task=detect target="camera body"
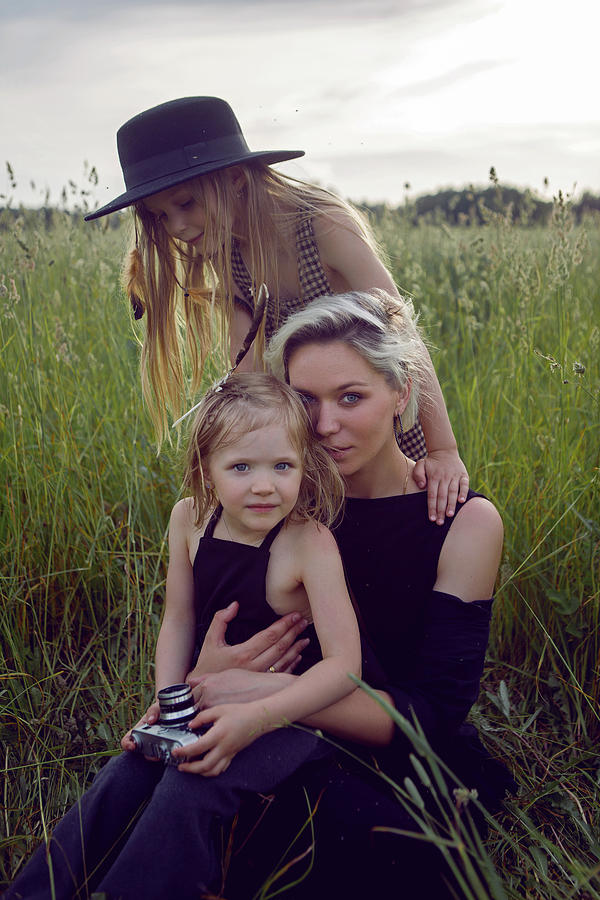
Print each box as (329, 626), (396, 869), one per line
(131, 683), (200, 766)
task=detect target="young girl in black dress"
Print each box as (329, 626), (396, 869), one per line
(85, 95), (467, 524)
(7, 374), (363, 900)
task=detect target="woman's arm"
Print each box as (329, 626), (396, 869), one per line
(314, 210), (469, 524)
(385, 496), (503, 732)
(177, 523), (362, 774)
(434, 496), (503, 600)
(191, 668), (396, 747)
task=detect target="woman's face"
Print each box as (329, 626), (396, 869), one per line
(288, 340), (406, 487)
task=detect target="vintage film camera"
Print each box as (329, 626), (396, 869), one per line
(131, 683), (200, 765)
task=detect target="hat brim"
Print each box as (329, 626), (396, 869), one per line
(84, 149), (305, 221)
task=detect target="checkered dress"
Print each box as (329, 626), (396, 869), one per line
(231, 218), (427, 460)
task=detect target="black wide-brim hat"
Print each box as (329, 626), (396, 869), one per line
(85, 96), (304, 221)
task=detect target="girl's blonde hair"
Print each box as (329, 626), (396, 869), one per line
(123, 163), (384, 444)
(265, 289), (428, 430)
(183, 372), (345, 528)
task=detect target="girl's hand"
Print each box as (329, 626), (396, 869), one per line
(412, 449), (469, 525)
(188, 601), (310, 677)
(120, 700), (161, 756)
(173, 703), (264, 777)
(189, 668), (293, 709)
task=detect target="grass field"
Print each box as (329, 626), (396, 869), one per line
(1, 192), (599, 897)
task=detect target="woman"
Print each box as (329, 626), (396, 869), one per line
(189, 289), (513, 898)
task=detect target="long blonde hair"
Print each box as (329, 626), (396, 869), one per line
(183, 373), (345, 528)
(123, 163), (384, 444)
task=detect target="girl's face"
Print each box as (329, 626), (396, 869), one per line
(143, 180), (218, 250)
(288, 340), (407, 492)
(206, 421), (303, 544)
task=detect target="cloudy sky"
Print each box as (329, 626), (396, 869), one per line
(2, 0), (598, 209)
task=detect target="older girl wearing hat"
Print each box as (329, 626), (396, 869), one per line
(86, 96), (467, 526)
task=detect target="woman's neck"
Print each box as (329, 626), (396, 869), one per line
(344, 450), (420, 500)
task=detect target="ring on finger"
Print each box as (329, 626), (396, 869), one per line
(268, 665), (276, 673)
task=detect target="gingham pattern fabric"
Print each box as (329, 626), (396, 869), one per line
(231, 219), (427, 461)
(296, 218), (332, 305)
(231, 218), (332, 340)
(400, 421), (427, 460)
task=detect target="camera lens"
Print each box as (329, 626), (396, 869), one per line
(157, 683), (197, 726)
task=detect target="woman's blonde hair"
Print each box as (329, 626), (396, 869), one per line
(183, 372), (345, 527)
(265, 289), (427, 430)
(123, 163), (384, 444)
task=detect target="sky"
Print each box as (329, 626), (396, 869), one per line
(1, 0), (599, 210)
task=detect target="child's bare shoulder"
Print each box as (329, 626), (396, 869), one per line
(170, 498), (212, 536)
(281, 517), (339, 555)
(170, 497), (195, 526)
(169, 498), (210, 561)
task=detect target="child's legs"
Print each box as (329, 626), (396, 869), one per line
(5, 752), (163, 900)
(96, 728), (328, 900)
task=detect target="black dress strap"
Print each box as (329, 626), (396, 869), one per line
(203, 506), (222, 538)
(259, 518), (284, 552)
(204, 504), (284, 549)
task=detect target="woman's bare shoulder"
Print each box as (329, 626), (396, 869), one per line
(435, 497), (503, 602)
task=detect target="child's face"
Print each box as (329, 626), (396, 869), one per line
(143, 180), (218, 250)
(206, 422), (303, 544)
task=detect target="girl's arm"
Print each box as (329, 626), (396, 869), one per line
(314, 210), (469, 524)
(153, 499), (197, 691)
(121, 500), (197, 750)
(175, 523), (362, 776)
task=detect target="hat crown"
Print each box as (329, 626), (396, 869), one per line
(117, 97), (248, 169)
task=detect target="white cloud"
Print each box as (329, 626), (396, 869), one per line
(1, 0), (598, 208)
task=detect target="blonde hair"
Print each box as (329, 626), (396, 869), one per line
(123, 163), (384, 444)
(183, 372), (345, 527)
(265, 289), (427, 430)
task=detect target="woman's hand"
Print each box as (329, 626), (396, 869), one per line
(173, 703), (264, 777)
(120, 700), (161, 757)
(186, 601), (310, 678)
(412, 449), (469, 525)
(189, 668), (293, 709)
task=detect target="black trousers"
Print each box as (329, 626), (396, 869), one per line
(226, 754), (463, 900)
(5, 729), (328, 900)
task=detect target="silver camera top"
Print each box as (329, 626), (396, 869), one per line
(130, 683), (200, 766)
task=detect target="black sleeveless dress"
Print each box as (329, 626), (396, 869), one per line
(333, 489), (515, 800)
(194, 506), (318, 674)
(225, 491), (515, 900)
(193, 506), (385, 684)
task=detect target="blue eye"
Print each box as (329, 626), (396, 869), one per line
(233, 463), (249, 472)
(342, 393), (360, 404)
(298, 393), (315, 406)
(274, 462), (291, 471)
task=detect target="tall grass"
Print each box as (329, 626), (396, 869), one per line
(1, 193), (599, 896)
